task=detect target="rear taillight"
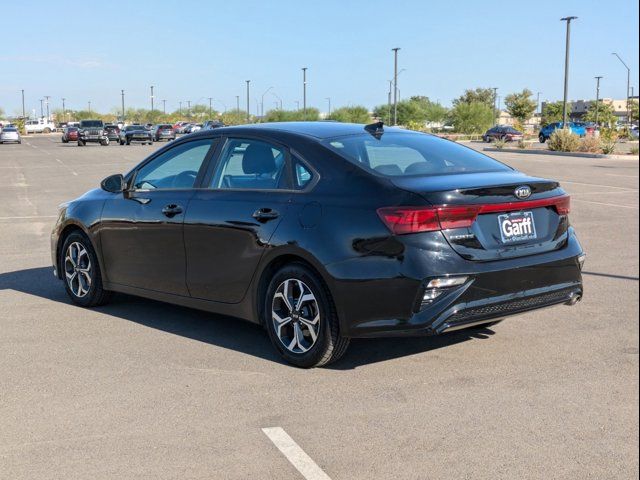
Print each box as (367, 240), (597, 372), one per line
(378, 195), (570, 235)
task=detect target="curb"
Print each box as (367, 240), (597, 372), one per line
(483, 147), (639, 160)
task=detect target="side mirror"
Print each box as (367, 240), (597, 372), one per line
(100, 174), (125, 193)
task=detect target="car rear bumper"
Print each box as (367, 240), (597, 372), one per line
(331, 229), (584, 338)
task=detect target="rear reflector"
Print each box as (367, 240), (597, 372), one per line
(377, 195), (570, 235)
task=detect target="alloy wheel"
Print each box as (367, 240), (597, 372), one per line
(64, 241), (92, 298)
(271, 279), (320, 354)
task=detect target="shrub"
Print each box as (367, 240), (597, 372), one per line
(517, 138), (528, 149)
(578, 136), (602, 153)
(547, 128), (580, 152)
(599, 128), (618, 155)
(493, 138), (506, 149)
(630, 145), (639, 155)
(601, 140), (616, 155)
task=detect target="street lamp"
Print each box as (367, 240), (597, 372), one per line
(261, 86), (273, 119)
(272, 92), (283, 110)
(325, 97), (331, 116)
(612, 53), (631, 124)
(162, 99), (166, 115)
(62, 98), (66, 121)
(88, 101), (91, 114)
(44, 96), (50, 121)
(536, 92), (542, 115)
(121, 90), (125, 122)
(302, 67), (308, 119)
(150, 85), (154, 112)
(21, 90), (25, 119)
(391, 47), (400, 125)
(492, 87), (498, 125)
(594, 76), (603, 128)
(208, 97), (213, 117)
(246, 80), (251, 122)
(560, 16), (578, 126)
(235, 96), (240, 113)
(39, 99), (44, 118)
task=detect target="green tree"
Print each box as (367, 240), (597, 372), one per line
(450, 101), (494, 134)
(453, 88), (495, 108)
(630, 99), (639, 123)
(504, 89), (536, 124)
(0, 106), (5, 119)
(221, 109), (251, 125)
(327, 105), (370, 123)
(541, 101), (564, 125)
(264, 108), (319, 122)
(372, 96), (448, 126)
(583, 101), (617, 127)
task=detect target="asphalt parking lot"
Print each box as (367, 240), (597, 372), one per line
(1, 135), (638, 479)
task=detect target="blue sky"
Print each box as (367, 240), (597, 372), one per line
(1, 0), (638, 116)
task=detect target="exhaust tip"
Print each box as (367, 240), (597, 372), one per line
(565, 292), (582, 306)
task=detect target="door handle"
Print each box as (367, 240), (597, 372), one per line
(162, 204), (183, 218)
(252, 208), (279, 221)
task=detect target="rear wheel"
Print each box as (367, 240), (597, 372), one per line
(77, 140), (85, 146)
(61, 232), (111, 307)
(539, 134), (546, 143)
(264, 264), (349, 368)
(43, 127), (51, 134)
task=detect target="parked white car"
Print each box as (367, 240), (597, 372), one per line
(25, 118), (56, 134)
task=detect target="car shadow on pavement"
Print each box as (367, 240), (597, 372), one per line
(1, 266), (495, 369)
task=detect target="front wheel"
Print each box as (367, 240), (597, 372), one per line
(77, 140), (85, 146)
(264, 264), (349, 368)
(61, 232), (111, 307)
(100, 138), (110, 146)
(539, 134), (546, 143)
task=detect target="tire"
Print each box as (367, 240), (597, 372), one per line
(120, 140), (125, 145)
(539, 134), (546, 144)
(100, 138), (109, 146)
(264, 263), (349, 368)
(43, 128), (51, 134)
(60, 231), (112, 307)
(126, 139), (130, 145)
(62, 138), (68, 143)
(77, 140), (85, 146)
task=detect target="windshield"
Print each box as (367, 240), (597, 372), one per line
(126, 125), (144, 131)
(80, 120), (103, 128)
(323, 132), (511, 177)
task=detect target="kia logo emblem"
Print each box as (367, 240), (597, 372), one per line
(514, 186), (532, 199)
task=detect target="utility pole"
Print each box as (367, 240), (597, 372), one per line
(260, 87), (273, 120)
(536, 92), (542, 115)
(561, 16), (578, 126)
(612, 53), (631, 124)
(88, 101), (91, 114)
(162, 99), (166, 115)
(150, 85), (154, 112)
(21, 90), (25, 119)
(208, 97), (213, 117)
(121, 90), (125, 122)
(388, 80), (392, 122)
(302, 67), (308, 120)
(179, 101), (182, 115)
(326, 97), (331, 116)
(492, 87), (499, 125)
(594, 76), (603, 128)
(187, 100), (191, 116)
(62, 98), (66, 121)
(392, 48), (400, 125)
(39, 99), (44, 118)
(246, 80), (251, 123)
(44, 96), (50, 121)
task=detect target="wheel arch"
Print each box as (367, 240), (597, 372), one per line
(56, 222), (102, 281)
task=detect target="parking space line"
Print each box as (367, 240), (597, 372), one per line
(606, 173), (639, 178)
(262, 427), (332, 480)
(557, 180), (638, 191)
(0, 215), (57, 220)
(54, 158), (78, 176)
(572, 199), (638, 209)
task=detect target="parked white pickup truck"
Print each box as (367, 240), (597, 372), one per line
(25, 118), (56, 134)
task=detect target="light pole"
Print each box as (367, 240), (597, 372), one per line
(561, 16), (578, 126)
(236, 96), (240, 112)
(594, 76), (603, 128)
(21, 89), (25, 119)
(88, 101), (91, 114)
(121, 90), (125, 122)
(62, 98), (66, 121)
(246, 80), (251, 122)
(261, 87), (273, 119)
(302, 67), (308, 120)
(162, 99), (166, 115)
(39, 99), (44, 118)
(179, 101), (182, 115)
(612, 53), (631, 124)
(392, 47), (400, 125)
(150, 85), (154, 112)
(187, 100), (191, 117)
(325, 97), (331, 116)
(272, 92), (282, 110)
(492, 87), (498, 125)
(44, 96), (50, 121)
(536, 92), (542, 115)
(208, 97), (213, 117)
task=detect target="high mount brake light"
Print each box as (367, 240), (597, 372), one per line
(377, 195), (570, 235)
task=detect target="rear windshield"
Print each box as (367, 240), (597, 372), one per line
(80, 120), (103, 128)
(323, 132), (511, 177)
(3, 127), (17, 132)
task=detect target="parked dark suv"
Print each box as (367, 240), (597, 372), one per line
(152, 124), (176, 142)
(78, 120), (109, 146)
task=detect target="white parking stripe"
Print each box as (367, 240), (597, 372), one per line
(0, 215), (57, 220)
(572, 199), (638, 209)
(557, 180), (638, 191)
(262, 427), (332, 480)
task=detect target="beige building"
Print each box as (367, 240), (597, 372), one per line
(543, 97), (638, 123)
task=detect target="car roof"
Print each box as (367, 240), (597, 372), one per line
(198, 121), (408, 140)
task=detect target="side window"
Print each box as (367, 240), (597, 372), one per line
(133, 139), (213, 190)
(293, 157), (313, 190)
(211, 138), (288, 190)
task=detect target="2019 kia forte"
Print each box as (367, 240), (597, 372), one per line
(51, 122), (585, 367)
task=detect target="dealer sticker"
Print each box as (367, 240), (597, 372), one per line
(498, 211), (537, 243)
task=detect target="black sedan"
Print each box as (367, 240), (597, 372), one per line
(118, 125), (153, 145)
(51, 122), (585, 367)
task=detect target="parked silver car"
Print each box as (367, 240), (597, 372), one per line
(0, 126), (21, 144)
